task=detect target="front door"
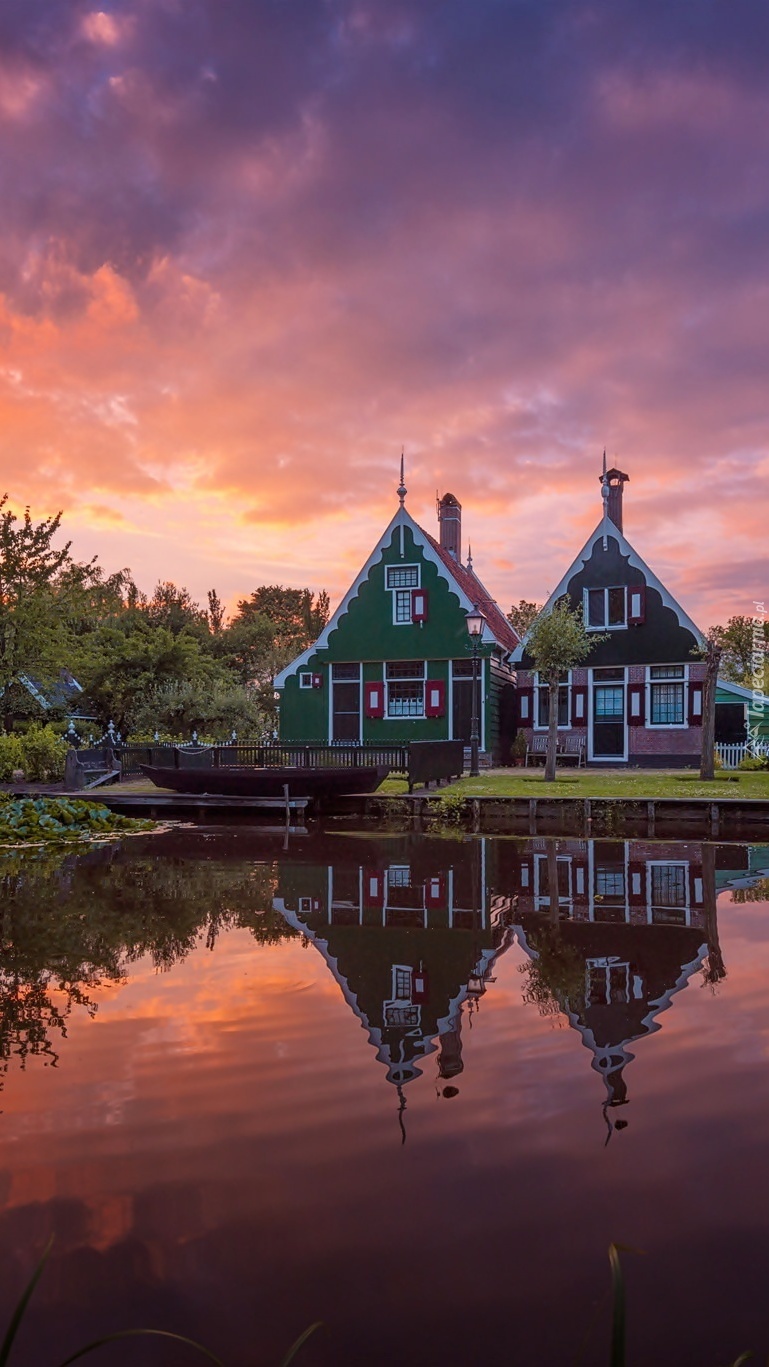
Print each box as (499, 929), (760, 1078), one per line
(591, 673), (626, 759)
(331, 664), (361, 742)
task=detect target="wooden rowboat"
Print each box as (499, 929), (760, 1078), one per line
(138, 763), (390, 799)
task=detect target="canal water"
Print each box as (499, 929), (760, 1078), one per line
(1, 828), (768, 1366)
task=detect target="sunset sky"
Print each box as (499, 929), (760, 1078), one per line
(1, 0), (767, 626)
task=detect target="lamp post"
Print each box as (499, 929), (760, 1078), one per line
(465, 609), (485, 777)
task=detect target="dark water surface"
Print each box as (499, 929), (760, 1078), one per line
(1, 827), (769, 1366)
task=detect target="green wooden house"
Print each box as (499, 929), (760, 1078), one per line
(274, 471), (519, 760)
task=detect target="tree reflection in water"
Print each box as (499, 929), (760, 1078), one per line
(0, 834), (294, 1090)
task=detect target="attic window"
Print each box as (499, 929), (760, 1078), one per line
(386, 565), (419, 589)
(586, 587), (626, 630)
(386, 564), (421, 625)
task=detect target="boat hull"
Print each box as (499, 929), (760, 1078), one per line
(137, 763), (390, 798)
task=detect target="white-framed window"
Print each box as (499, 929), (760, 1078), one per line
(299, 671), (314, 689)
(586, 958), (631, 1007)
(585, 586), (627, 630)
(647, 664), (686, 726)
(647, 861), (690, 924)
(386, 564), (420, 625)
(387, 866), (412, 888)
(534, 671), (571, 729)
(385, 660), (426, 717)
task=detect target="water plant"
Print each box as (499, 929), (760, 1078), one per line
(0, 795), (153, 845)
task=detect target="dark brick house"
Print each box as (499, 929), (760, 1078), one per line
(512, 462), (708, 766)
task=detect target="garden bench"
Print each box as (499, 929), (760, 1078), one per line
(64, 745), (121, 790)
(524, 734), (586, 768)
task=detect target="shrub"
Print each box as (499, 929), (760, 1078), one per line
(19, 724), (68, 781)
(0, 732), (24, 782)
(739, 754), (769, 771)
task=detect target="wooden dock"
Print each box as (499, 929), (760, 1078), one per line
(60, 790), (310, 823)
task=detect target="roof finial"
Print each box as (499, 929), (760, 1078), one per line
(397, 449), (407, 506)
(467, 543), (473, 571)
(601, 448), (610, 512)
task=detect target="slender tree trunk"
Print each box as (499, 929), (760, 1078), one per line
(547, 839), (560, 925)
(701, 842), (726, 984)
(699, 642), (722, 780)
(544, 669), (559, 782)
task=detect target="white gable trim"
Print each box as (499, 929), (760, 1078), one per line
(511, 514), (704, 660)
(274, 505), (497, 688)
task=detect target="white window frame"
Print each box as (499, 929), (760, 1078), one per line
(586, 957), (631, 1007)
(584, 585), (628, 632)
(385, 661), (427, 718)
(645, 664), (689, 729)
(386, 563), (420, 626)
(299, 671), (314, 689)
(533, 852), (573, 912)
(533, 670), (572, 731)
(646, 860), (690, 925)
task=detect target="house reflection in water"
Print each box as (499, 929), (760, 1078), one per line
(275, 836), (759, 1133)
(498, 838), (727, 1139)
(275, 837), (515, 1127)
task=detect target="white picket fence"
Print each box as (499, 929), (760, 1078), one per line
(716, 741), (769, 769)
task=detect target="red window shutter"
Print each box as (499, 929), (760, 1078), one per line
(411, 588), (429, 623)
(689, 865), (704, 907)
(517, 687), (534, 724)
(628, 584), (646, 625)
(412, 965), (429, 1003)
(628, 682), (645, 726)
(571, 684), (588, 725)
(425, 875), (445, 908)
(425, 678), (445, 717)
(364, 681), (385, 718)
(628, 861), (646, 906)
(688, 682), (703, 726)
(573, 857), (589, 907)
(363, 868), (384, 908)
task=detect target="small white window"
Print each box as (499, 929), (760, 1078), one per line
(299, 672), (314, 689)
(386, 565), (419, 589)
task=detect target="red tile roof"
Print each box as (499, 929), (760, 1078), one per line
(421, 529), (520, 654)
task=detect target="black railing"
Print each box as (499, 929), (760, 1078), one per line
(120, 742), (410, 780)
(119, 740), (464, 790)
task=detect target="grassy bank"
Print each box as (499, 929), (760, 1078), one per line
(379, 768), (769, 801)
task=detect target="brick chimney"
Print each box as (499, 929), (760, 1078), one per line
(599, 466), (629, 533)
(437, 492), (461, 560)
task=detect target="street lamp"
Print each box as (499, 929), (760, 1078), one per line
(465, 609), (485, 777)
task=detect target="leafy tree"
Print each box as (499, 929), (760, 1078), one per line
(0, 496), (85, 722)
(526, 599), (606, 781)
(78, 621), (220, 731)
(235, 585), (329, 651)
(213, 613), (276, 686)
(709, 615), (769, 685)
(507, 599), (542, 638)
(144, 580), (207, 636)
(207, 588), (226, 634)
(129, 677), (267, 739)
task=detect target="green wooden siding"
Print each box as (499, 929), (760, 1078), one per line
(278, 523), (505, 747)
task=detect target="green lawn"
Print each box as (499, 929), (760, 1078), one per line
(379, 768), (769, 801)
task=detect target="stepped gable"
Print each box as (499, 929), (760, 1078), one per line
(421, 528), (519, 653)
